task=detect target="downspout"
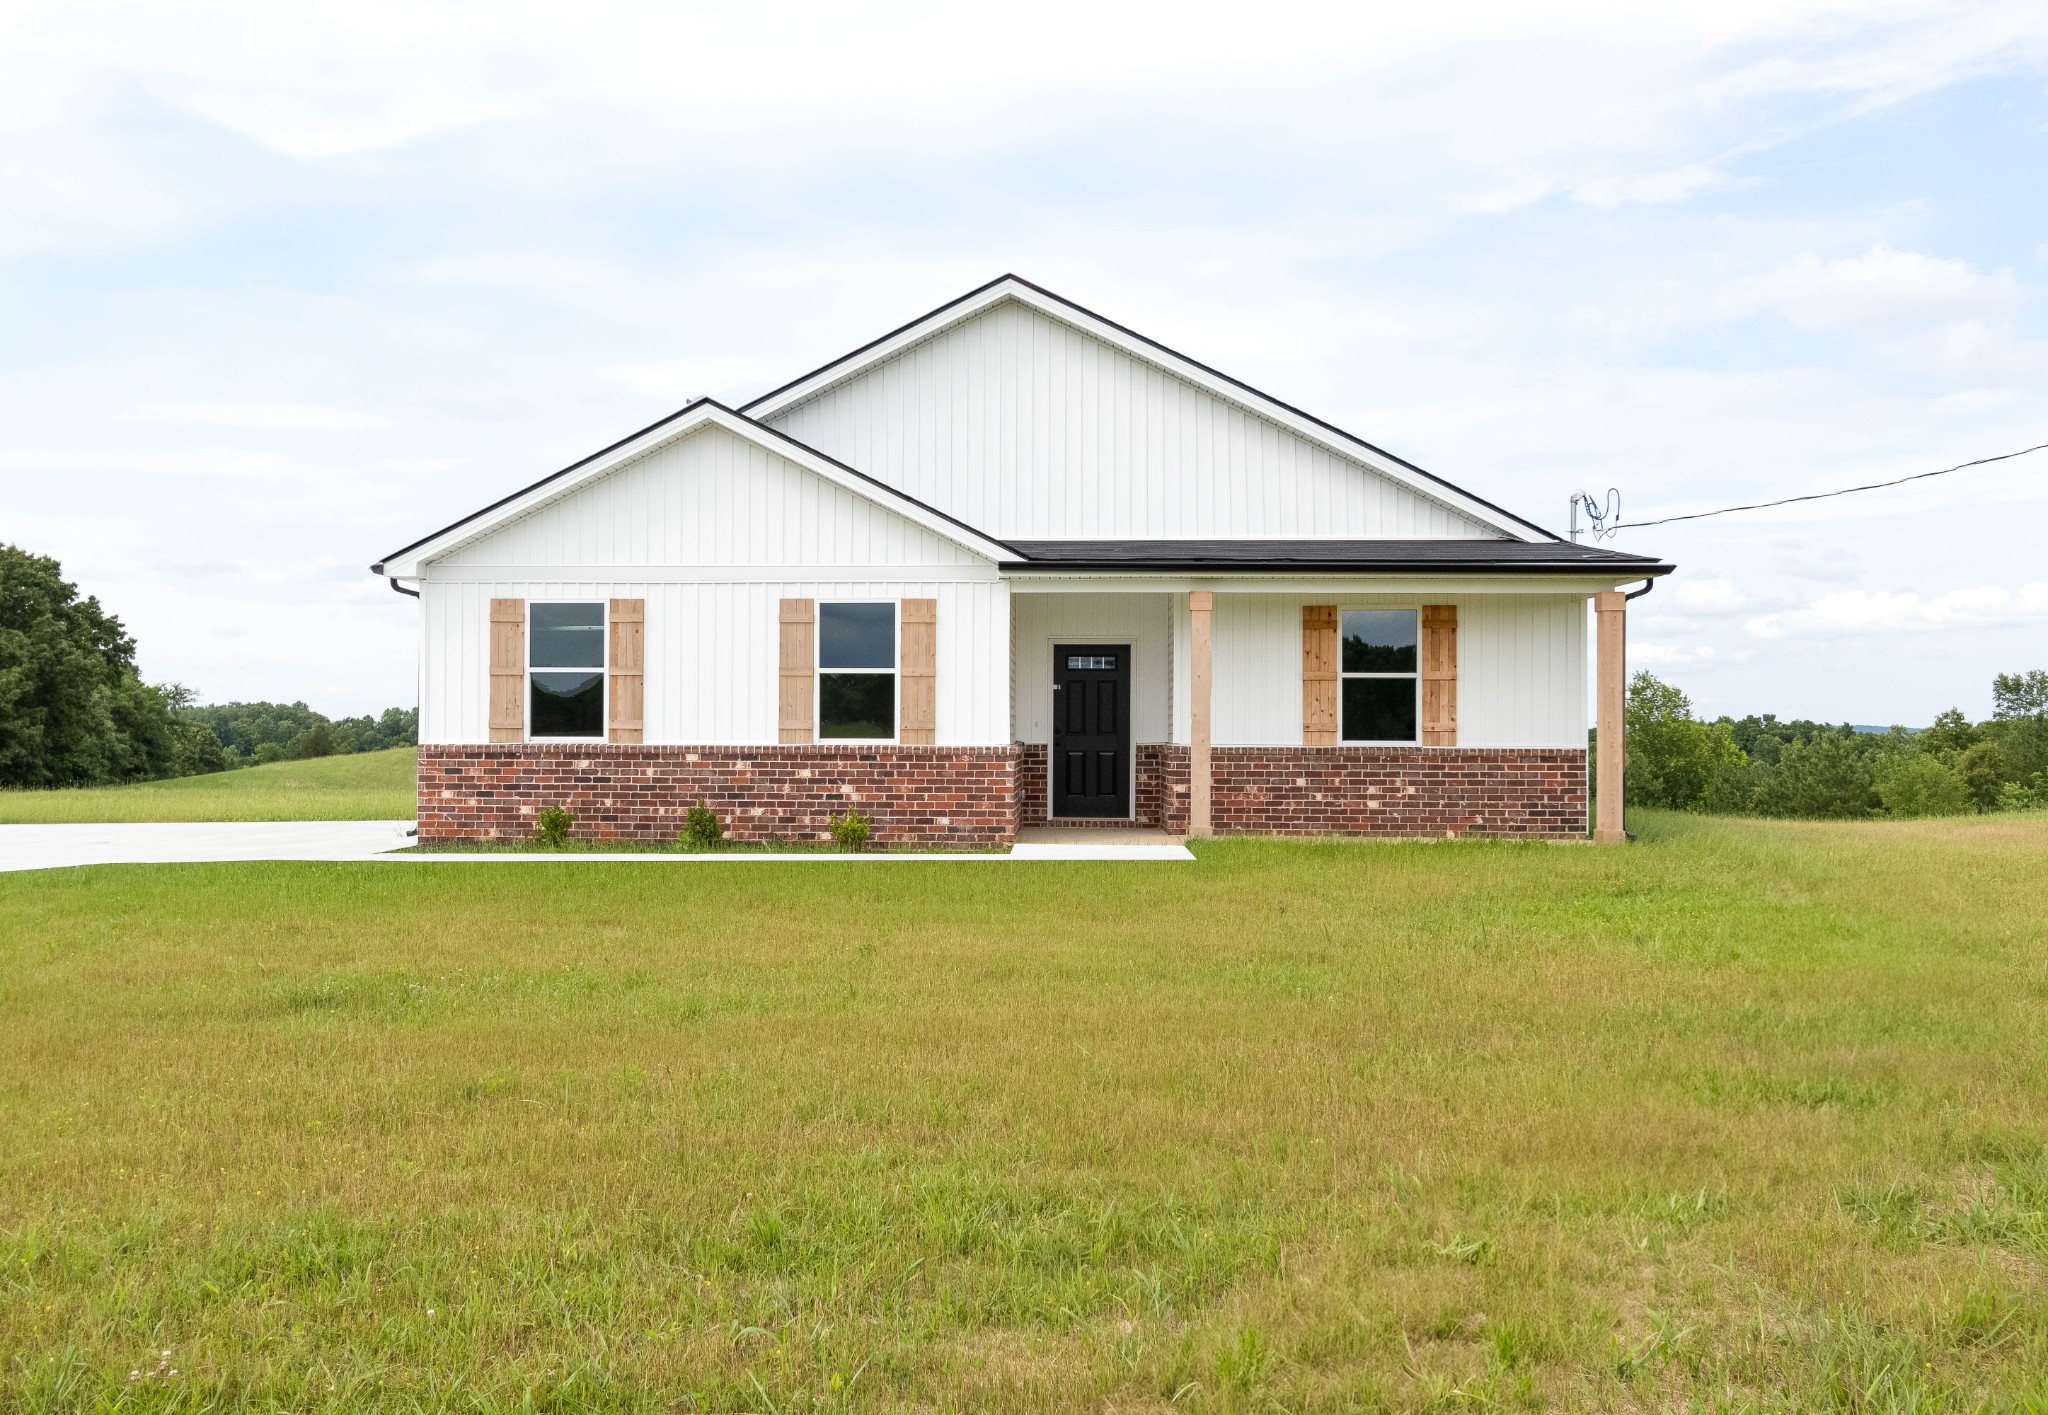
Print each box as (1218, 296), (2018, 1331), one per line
(1624, 578), (1655, 601)
(388, 577), (420, 599)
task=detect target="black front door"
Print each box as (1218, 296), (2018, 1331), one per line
(1052, 644), (1129, 818)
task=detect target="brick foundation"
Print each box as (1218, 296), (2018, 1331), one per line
(1016, 742), (1188, 830)
(416, 744), (1019, 847)
(1210, 746), (1586, 838)
(417, 742), (1584, 847)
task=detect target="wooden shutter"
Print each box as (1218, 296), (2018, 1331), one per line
(608, 598), (644, 744)
(899, 598), (936, 744)
(1302, 604), (1338, 746)
(489, 598), (525, 742)
(778, 598), (815, 744)
(1421, 604), (1458, 746)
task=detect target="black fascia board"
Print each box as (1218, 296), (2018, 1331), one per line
(739, 273), (1564, 543)
(999, 557), (1675, 575)
(996, 539), (1673, 575)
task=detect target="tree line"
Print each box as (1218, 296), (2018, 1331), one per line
(1623, 669), (2048, 818)
(1, 543), (414, 790)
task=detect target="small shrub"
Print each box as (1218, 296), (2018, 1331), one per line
(830, 810), (872, 851)
(1997, 773), (2048, 812)
(680, 799), (724, 849)
(534, 804), (573, 848)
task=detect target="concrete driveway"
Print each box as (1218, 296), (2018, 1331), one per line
(0, 821), (1197, 871)
(0, 820), (418, 872)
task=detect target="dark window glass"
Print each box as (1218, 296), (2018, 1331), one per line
(820, 673), (894, 739)
(531, 671), (604, 738)
(1343, 678), (1417, 742)
(531, 602), (605, 668)
(1341, 610), (1417, 673)
(819, 602), (895, 669)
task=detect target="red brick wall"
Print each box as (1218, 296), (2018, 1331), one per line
(1210, 746), (1586, 838)
(418, 743), (1583, 846)
(1143, 744), (1191, 835)
(417, 745), (1018, 847)
(1016, 743), (1187, 830)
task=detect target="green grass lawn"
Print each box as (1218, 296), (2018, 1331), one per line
(3, 813), (2047, 1411)
(0, 749), (416, 823)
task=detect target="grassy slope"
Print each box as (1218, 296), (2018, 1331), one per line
(0, 748), (416, 823)
(3, 813), (2047, 1411)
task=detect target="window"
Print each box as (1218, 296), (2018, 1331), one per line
(529, 602), (605, 739)
(818, 601), (895, 740)
(1340, 609), (1418, 743)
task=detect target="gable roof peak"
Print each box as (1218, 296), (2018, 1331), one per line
(743, 276), (1557, 543)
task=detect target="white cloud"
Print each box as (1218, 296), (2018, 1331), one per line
(402, 253), (613, 290)
(593, 357), (788, 402)
(120, 400), (392, 431)
(1635, 643), (1718, 664)
(1671, 576), (1750, 613)
(1725, 243), (2022, 334)
(1570, 161), (1726, 208)
(1747, 582), (2048, 638)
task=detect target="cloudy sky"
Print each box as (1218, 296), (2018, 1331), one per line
(4, 0), (2045, 724)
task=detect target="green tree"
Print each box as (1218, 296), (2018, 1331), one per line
(1919, 708), (1979, 760)
(1762, 732), (1878, 819)
(180, 701), (327, 759)
(0, 544), (192, 787)
(1876, 753), (1973, 817)
(1988, 670), (2048, 795)
(1992, 670), (2048, 719)
(1622, 672), (1746, 810)
(287, 721), (337, 759)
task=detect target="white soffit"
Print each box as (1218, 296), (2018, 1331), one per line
(742, 276), (1554, 545)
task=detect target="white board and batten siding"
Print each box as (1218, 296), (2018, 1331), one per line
(1012, 593), (1174, 746)
(1167, 591), (1587, 749)
(763, 300), (1501, 542)
(418, 424), (1010, 745)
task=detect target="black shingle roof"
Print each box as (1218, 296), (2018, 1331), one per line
(1001, 539), (1671, 575)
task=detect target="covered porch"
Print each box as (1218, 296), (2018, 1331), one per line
(1006, 568), (1639, 841)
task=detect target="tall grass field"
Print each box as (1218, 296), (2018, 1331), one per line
(0, 749), (416, 823)
(3, 812), (2046, 1410)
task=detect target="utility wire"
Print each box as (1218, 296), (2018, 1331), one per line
(1613, 441), (2048, 530)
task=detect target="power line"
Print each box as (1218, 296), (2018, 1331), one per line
(1611, 440), (2048, 531)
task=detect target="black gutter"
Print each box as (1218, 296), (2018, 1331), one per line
(740, 273), (1565, 543)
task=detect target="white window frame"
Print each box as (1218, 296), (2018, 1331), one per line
(1338, 607), (1421, 746)
(526, 599), (608, 743)
(816, 599), (900, 745)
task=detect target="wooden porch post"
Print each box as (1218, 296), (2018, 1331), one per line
(1594, 590), (1627, 844)
(1189, 590), (1213, 839)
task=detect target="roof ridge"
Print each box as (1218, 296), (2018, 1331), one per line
(741, 274), (1564, 544)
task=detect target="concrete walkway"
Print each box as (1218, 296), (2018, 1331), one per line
(0, 820), (420, 872)
(0, 822), (1194, 871)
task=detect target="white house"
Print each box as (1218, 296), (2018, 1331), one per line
(373, 276), (1669, 845)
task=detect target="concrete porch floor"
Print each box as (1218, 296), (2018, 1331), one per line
(1013, 825), (1187, 846)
